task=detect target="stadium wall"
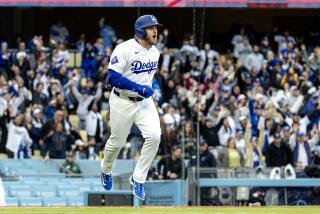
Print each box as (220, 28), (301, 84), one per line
(1, 7), (320, 48)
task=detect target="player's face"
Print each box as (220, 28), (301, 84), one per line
(145, 26), (158, 45)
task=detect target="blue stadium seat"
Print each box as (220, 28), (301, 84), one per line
(91, 184), (105, 191)
(22, 181), (45, 186)
(73, 159), (136, 175)
(61, 178), (83, 184)
(67, 196), (84, 206)
(82, 178), (99, 184)
(2, 181), (24, 189)
(33, 186), (57, 197)
(57, 186), (80, 197)
(9, 186), (33, 197)
(19, 197), (43, 206)
(5, 197), (19, 206)
(42, 197), (68, 206)
(21, 177), (39, 182)
(44, 181), (64, 187)
(78, 185), (91, 192)
(38, 177), (63, 182)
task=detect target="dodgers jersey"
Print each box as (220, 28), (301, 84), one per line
(108, 38), (160, 97)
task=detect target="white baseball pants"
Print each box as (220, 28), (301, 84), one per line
(101, 90), (161, 183)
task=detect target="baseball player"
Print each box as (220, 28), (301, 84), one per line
(101, 14), (162, 200)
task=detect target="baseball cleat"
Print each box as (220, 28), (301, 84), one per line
(130, 175), (145, 200)
(101, 172), (112, 190)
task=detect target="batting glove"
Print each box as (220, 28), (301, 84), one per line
(137, 85), (153, 98)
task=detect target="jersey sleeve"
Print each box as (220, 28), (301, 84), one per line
(108, 45), (127, 74)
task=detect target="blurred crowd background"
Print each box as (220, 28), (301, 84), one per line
(0, 16), (319, 181)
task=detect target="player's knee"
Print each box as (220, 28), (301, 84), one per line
(106, 135), (127, 148)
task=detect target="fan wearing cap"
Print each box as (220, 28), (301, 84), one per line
(235, 128), (245, 155)
(74, 139), (87, 159)
(59, 151), (82, 176)
(30, 108), (44, 153)
(190, 138), (217, 168)
(290, 131), (312, 169)
(238, 115), (248, 130)
(265, 132), (291, 167)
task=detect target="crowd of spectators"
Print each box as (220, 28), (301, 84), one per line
(0, 19), (320, 180)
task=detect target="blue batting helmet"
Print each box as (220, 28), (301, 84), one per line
(134, 14), (161, 39)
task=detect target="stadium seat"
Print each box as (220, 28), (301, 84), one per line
(91, 184), (105, 191)
(79, 130), (88, 144)
(9, 186), (33, 197)
(100, 110), (109, 123)
(31, 150), (42, 159)
(80, 78), (87, 88)
(75, 51), (82, 67)
(44, 181), (64, 187)
(33, 186), (57, 197)
(66, 52), (76, 67)
(60, 178), (82, 184)
(57, 186), (81, 197)
(67, 196), (84, 206)
(43, 197), (68, 206)
(5, 197), (19, 206)
(0, 153), (8, 159)
(82, 178), (99, 184)
(69, 114), (80, 129)
(2, 181), (24, 188)
(38, 177), (62, 182)
(21, 176), (39, 182)
(78, 185), (91, 192)
(22, 180), (45, 186)
(19, 197), (43, 206)
(15, 168), (39, 176)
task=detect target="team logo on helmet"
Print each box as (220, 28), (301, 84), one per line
(151, 15), (157, 23)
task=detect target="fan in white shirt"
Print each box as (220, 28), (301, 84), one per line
(5, 114), (32, 158)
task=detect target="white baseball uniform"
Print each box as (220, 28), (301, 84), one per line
(101, 38), (161, 183)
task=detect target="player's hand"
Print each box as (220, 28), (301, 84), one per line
(137, 85), (153, 98)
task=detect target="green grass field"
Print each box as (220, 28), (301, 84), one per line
(0, 207), (319, 214)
